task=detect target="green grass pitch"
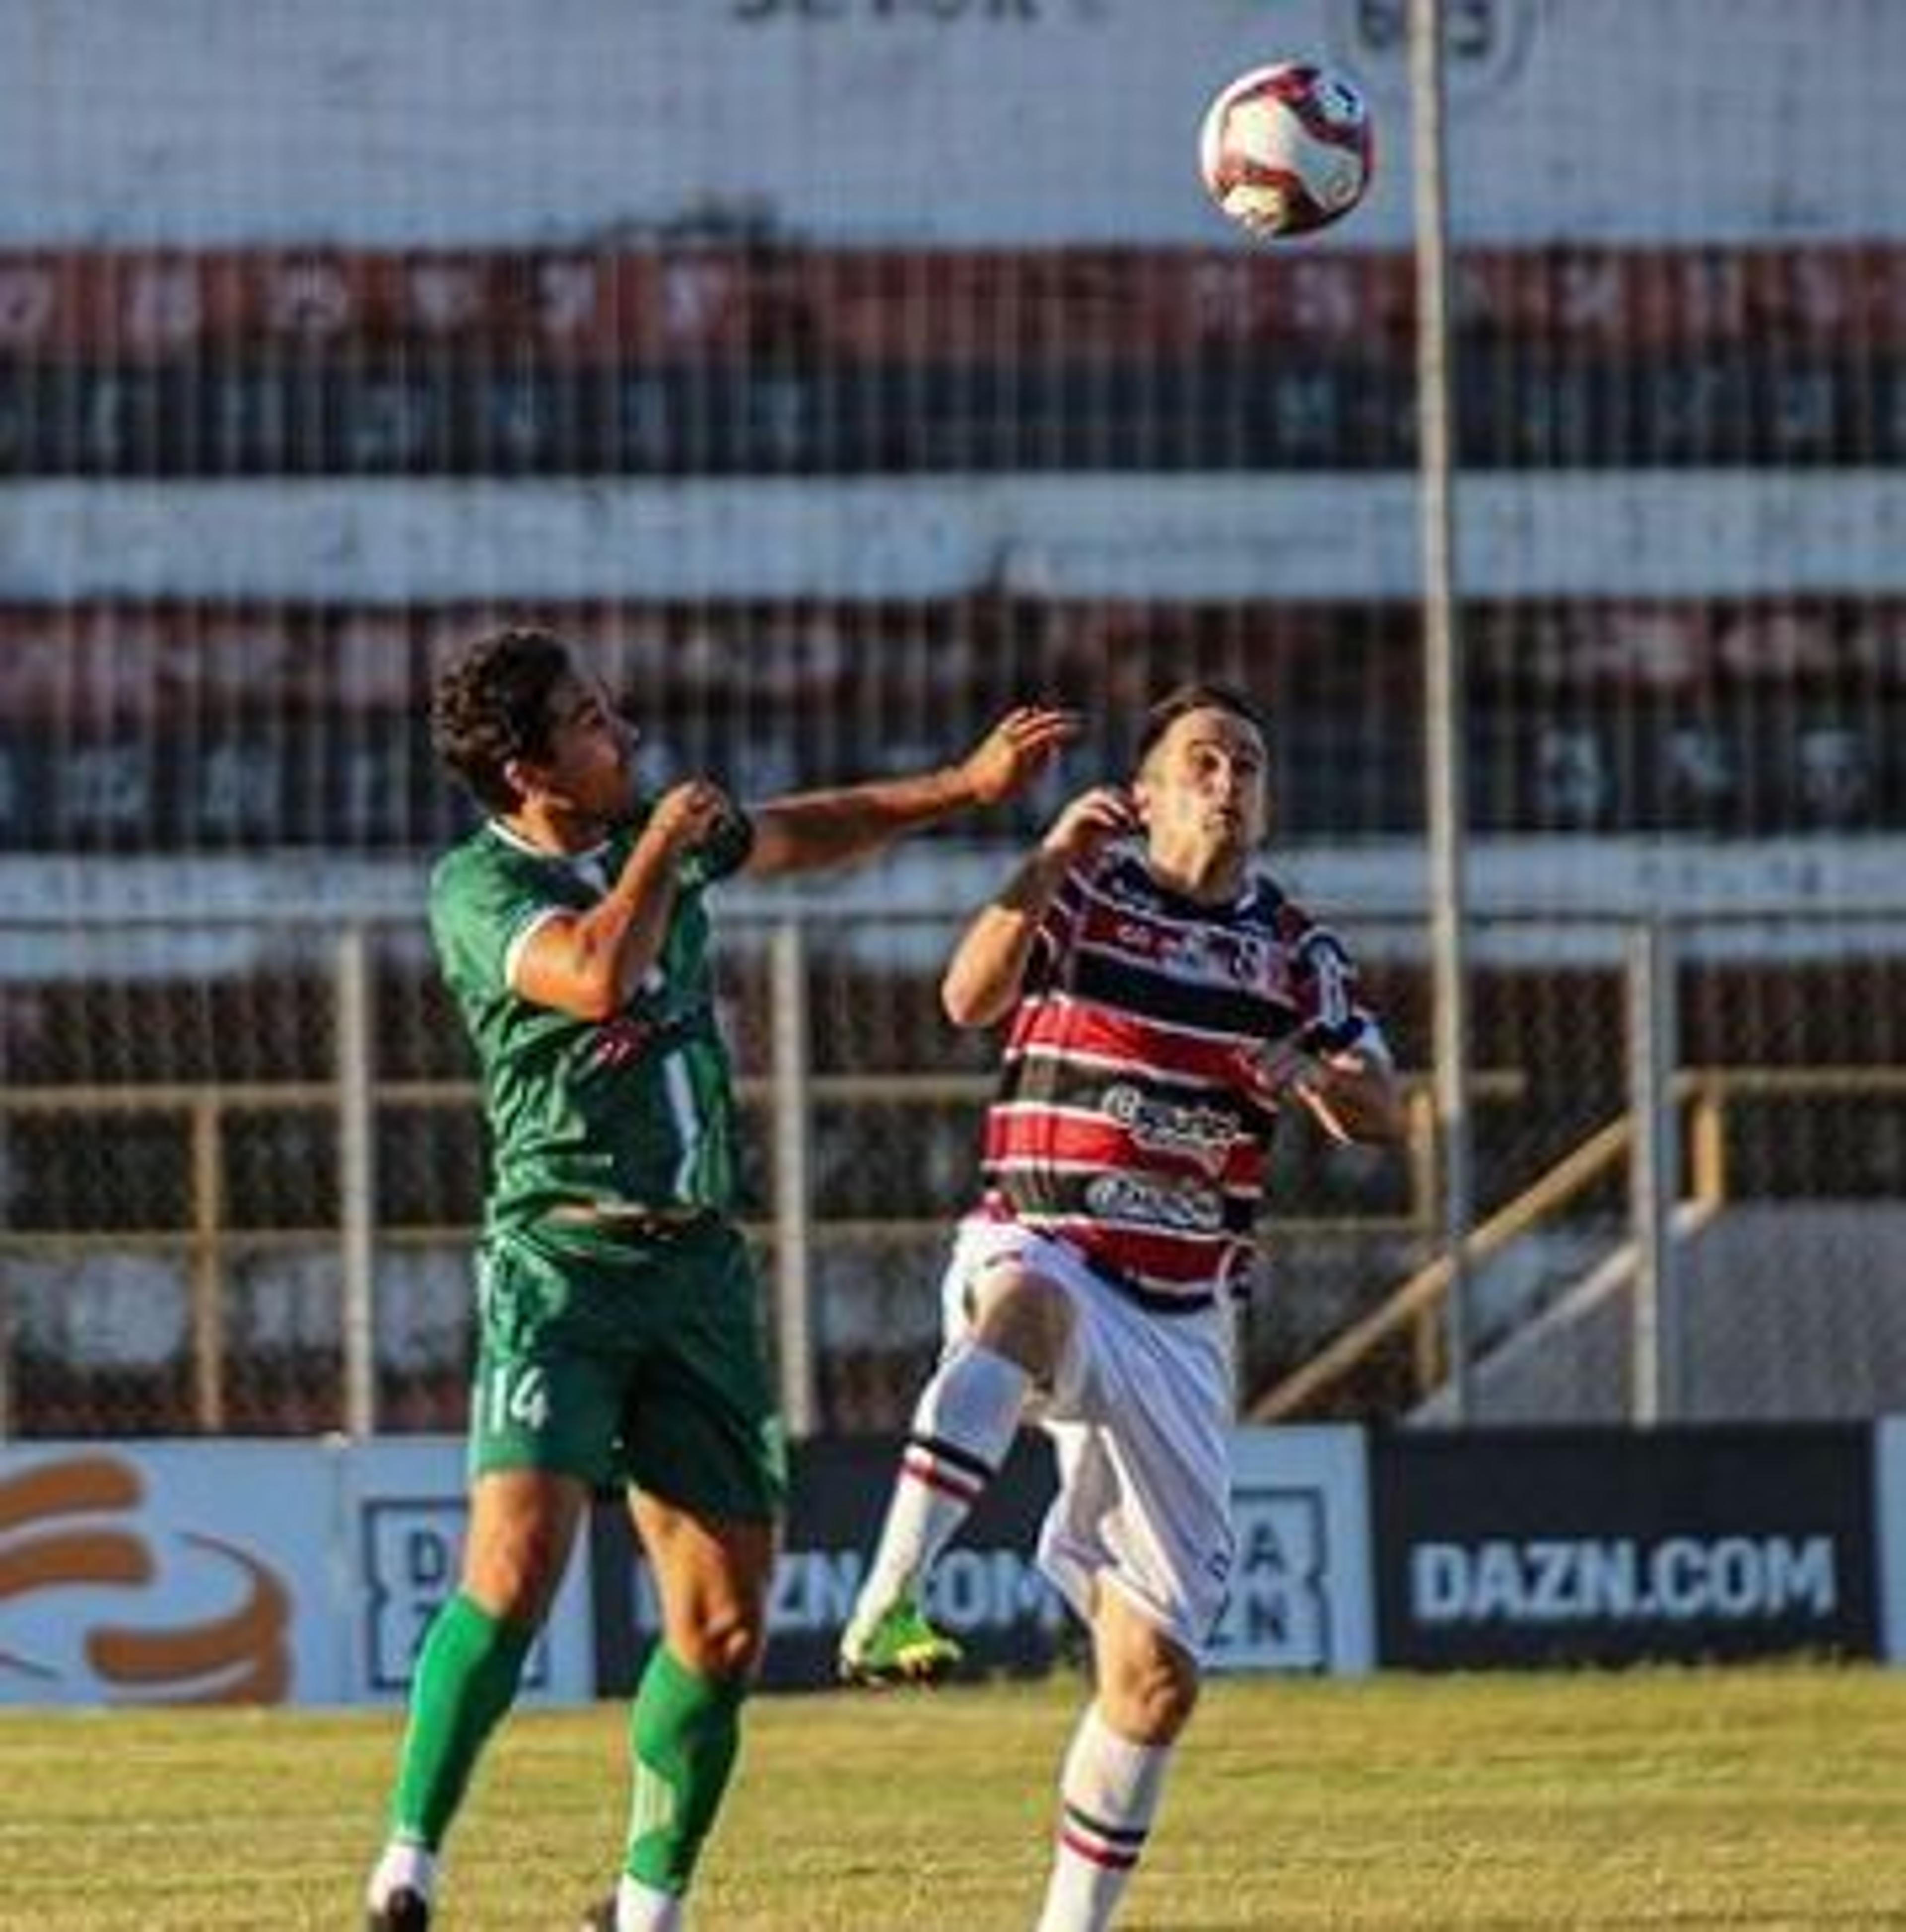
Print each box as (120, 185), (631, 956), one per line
(0, 1664), (1901, 1929)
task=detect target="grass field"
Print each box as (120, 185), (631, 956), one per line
(1, 1664), (1902, 1930)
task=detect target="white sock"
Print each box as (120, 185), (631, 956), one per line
(366, 1841), (437, 1909)
(854, 1339), (1029, 1622)
(616, 1872), (685, 1931)
(1034, 1704), (1172, 1932)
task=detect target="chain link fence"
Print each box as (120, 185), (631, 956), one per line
(4, 902), (1903, 1440)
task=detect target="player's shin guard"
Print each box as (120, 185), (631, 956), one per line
(1035, 1703), (1172, 1932)
(856, 1338), (1029, 1615)
(623, 1646), (747, 1896)
(387, 1592), (537, 1851)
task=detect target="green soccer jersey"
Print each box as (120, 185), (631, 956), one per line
(429, 804), (754, 1231)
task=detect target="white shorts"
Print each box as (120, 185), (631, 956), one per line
(937, 1216), (1236, 1661)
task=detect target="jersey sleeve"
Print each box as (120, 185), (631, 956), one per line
(1281, 901), (1382, 1053)
(429, 845), (563, 999)
(1276, 892), (1384, 1051)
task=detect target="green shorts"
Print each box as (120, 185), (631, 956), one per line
(468, 1215), (786, 1522)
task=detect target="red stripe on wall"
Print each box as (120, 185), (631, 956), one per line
(0, 244), (1899, 360)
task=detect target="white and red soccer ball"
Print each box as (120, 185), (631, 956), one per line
(1198, 61), (1374, 239)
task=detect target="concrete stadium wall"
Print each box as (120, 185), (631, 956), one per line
(0, 0), (1897, 247)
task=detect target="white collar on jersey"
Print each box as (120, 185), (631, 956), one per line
(484, 817), (615, 867)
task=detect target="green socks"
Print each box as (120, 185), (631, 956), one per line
(389, 1592), (536, 1849)
(384, 1606), (744, 1896)
(623, 1645), (748, 1894)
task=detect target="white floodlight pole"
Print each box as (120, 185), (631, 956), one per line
(1410, 0), (1477, 1419)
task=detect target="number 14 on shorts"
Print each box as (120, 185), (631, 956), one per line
(482, 1362), (553, 1434)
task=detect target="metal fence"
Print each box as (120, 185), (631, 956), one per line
(3, 900), (1903, 1441)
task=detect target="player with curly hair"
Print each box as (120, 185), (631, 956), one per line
(364, 623), (1073, 1932)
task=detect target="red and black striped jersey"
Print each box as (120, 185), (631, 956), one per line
(976, 842), (1375, 1305)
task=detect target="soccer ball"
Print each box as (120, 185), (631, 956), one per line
(1198, 62), (1373, 239)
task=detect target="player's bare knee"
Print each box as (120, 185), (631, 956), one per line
(678, 1603), (766, 1680)
(463, 1526), (565, 1624)
(967, 1263), (1072, 1378)
(1096, 1615), (1201, 1743)
(1103, 1652), (1199, 1743)
(463, 1471), (584, 1621)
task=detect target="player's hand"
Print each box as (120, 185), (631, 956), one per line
(957, 706), (1081, 807)
(647, 779), (735, 856)
(1040, 785), (1139, 865)
(1234, 1035), (1321, 1110)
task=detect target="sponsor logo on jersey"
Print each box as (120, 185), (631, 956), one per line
(1102, 1082), (1237, 1176)
(1083, 1171), (1225, 1232)
(590, 1013), (658, 1067)
(1091, 900), (1289, 998)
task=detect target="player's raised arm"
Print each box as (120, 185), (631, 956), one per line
(740, 705), (1078, 879)
(512, 779), (734, 1022)
(941, 783), (1137, 1029)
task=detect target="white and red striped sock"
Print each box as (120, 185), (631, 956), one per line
(854, 1339), (1028, 1619)
(1035, 1704), (1172, 1932)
